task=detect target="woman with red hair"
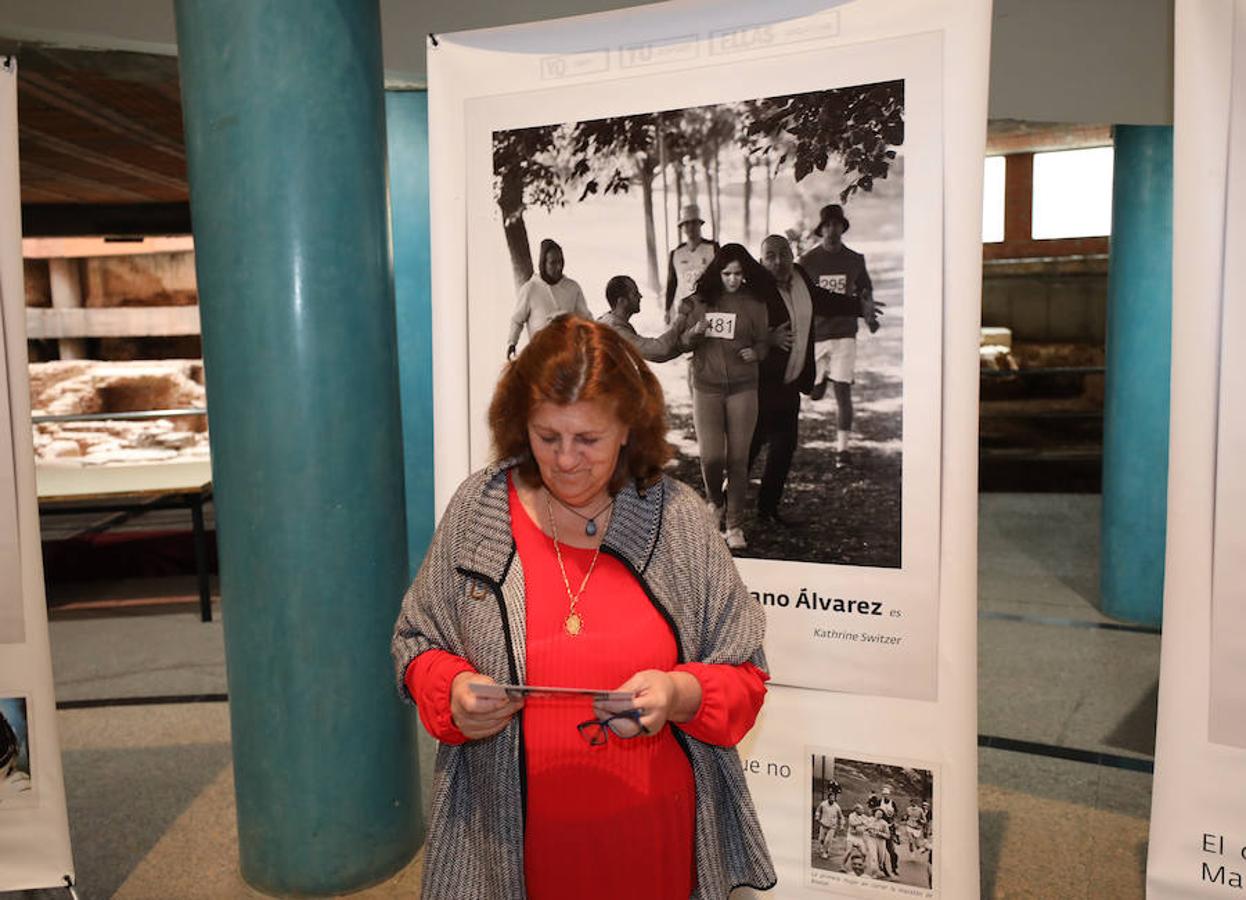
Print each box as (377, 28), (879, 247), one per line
(392, 315), (774, 900)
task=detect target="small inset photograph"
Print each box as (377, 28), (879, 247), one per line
(0, 696), (33, 808)
(808, 751), (935, 896)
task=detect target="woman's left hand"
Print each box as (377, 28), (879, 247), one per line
(738, 347), (758, 362)
(597, 669), (702, 735)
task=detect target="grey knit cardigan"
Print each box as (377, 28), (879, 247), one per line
(391, 460), (777, 899)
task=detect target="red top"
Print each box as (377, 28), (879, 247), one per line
(406, 477), (768, 900)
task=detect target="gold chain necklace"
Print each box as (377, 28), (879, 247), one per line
(545, 490), (603, 636)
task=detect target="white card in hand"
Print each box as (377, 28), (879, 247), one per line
(469, 683), (637, 702)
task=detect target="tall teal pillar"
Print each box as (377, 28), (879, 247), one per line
(174, 2), (419, 893)
(1100, 125), (1173, 627)
(385, 91), (435, 578)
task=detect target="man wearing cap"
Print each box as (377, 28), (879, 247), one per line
(753, 234), (879, 524)
(597, 274), (705, 362)
(506, 238), (591, 358)
(798, 204), (880, 466)
(665, 204), (719, 321)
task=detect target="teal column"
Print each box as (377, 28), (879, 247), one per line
(385, 91), (435, 579)
(1100, 125), (1173, 627)
(174, 2), (419, 894)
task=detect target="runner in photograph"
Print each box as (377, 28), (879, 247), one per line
(664, 204), (719, 322)
(753, 233), (880, 525)
(798, 203), (881, 468)
(842, 803), (871, 872)
(814, 790), (844, 859)
(682, 243), (771, 549)
(597, 274), (704, 363)
(867, 808), (894, 879)
(506, 238), (590, 358)
(904, 796), (928, 851)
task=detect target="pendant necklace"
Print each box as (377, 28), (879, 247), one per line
(546, 490), (614, 537)
(545, 490), (603, 636)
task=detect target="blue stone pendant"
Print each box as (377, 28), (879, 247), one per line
(585, 520), (598, 537)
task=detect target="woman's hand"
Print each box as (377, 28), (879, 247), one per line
(738, 347), (758, 362)
(597, 669), (702, 736)
(450, 672), (524, 740)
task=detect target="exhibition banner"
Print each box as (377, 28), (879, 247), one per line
(1148, 1), (1246, 895)
(427, 0), (989, 895)
(0, 59), (76, 891)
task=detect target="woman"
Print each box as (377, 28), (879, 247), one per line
(392, 315), (775, 900)
(681, 243), (771, 550)
(506, 238), (592, 359)
(867, 808), (894, 879)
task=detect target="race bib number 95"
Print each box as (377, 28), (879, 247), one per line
(703, 311), (737, 339)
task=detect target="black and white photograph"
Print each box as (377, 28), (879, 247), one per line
(808, 752), (936, 896)
(488, 80), (904, 568)
(0, 697), (32, 809)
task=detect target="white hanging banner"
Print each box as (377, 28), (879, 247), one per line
(0, 58), (76, 891)
(1149, 1), (1246, 895)
(427, 0), (989, 895)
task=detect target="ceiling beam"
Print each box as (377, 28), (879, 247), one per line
(20, 158), (157, 202)
(19, 69), (186, 161)
(19, 123), (188, 193)
(21, 202), (192, 237)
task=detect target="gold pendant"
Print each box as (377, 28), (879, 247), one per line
(564, 612), (582, 636)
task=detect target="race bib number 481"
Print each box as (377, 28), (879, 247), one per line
(703, 311), (737, 339)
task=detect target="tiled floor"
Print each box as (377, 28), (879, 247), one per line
(4, 492), (1157, 899)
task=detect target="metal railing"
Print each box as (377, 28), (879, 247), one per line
(32, 408), (208, 424)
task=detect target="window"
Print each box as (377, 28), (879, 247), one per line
(982, 156), (1005, 243)
(1031, 146), (1114, 239)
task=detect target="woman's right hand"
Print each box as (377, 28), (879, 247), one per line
(450, 672), (524, 740)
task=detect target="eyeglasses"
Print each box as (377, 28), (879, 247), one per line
(576, 708), (649, 746)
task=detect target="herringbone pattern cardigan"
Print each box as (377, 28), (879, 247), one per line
(392, 460), (777, 899)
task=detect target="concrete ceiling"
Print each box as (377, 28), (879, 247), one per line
(0, 0), (1171, 233)
(0, 0), (1174, 119)
(0, 0), (667, 86)
(14, 46), (185, 205)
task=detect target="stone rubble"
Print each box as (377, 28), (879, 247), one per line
(29, 360), (210, 466)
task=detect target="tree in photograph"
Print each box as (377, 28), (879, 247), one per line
(493, 124), (563, 288)
(745, 123), (795, 239)
(567, 112), (663, 292)
(749, 80), (904, 206)
(735, 100), (771, 246)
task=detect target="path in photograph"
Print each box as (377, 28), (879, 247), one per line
(810, 832), (931, 887)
